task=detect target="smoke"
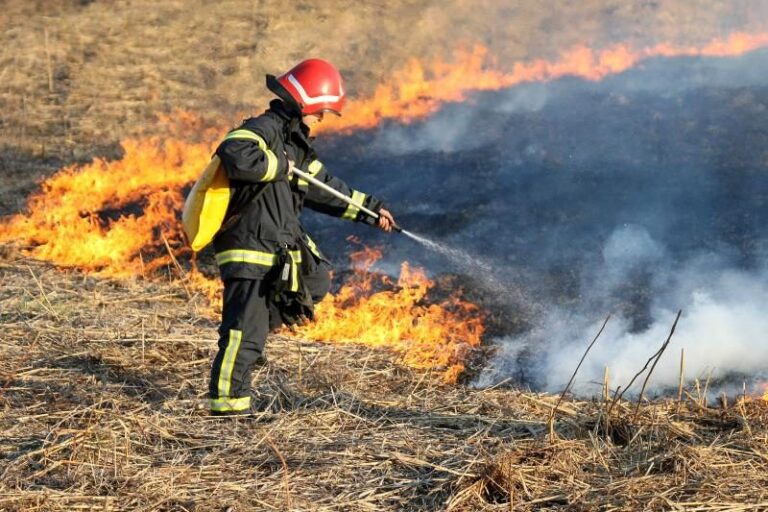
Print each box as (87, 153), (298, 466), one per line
(307, 50), (768, 396)
(478, 228), (768, 395)
(369, 85), (550, 154)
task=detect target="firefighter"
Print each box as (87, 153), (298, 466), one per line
(208, 58), (396, 415)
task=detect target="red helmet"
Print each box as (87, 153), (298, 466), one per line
(269, 59), (345, 116)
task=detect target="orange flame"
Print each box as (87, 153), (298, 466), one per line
(756, 381), (768, 402)
(0, 136), (212, 278)
(732, 382), (768, 405)
(294, 245), (484, 384)
(3, 32), (768, 380)
(319, 31), (768, 133)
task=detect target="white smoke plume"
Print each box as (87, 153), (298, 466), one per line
(478, 225), (768, 396)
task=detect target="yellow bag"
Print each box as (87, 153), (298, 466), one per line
(182, 155), (231, 252)
(182, 129), (275, 252)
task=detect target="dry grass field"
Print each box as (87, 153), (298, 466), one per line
(3, 259), (768, 511)
(3, 1), (768, 510)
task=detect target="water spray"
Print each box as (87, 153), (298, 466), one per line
(293, 168), (521, 297)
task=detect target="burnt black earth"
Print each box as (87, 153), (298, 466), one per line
(306, 49), (768, 396)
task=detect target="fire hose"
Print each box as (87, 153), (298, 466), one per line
(291, 168), (403, 233)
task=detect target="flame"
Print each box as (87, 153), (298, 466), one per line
(3, 32), (768, 379)
(0, 136), (212, 278)
(319, 31), (768, 133)
(727, 381), (768, 404)
(756, 381), (768, 402)
(293, 245), (484, 384)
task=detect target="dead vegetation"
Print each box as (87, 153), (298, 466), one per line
(2, 257), (768, 511)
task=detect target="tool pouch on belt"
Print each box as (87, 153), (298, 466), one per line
(271, 243), (314, 327)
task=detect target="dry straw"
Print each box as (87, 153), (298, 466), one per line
(2, 258), (768, 511)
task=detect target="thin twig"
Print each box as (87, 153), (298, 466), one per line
(609, 310), (681, 415)
(548, 314), (611, 443)
(633, 310), (682, 419)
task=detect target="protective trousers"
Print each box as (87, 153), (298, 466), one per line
(208, 261), (331, 414)
(208, 278), (271, 413)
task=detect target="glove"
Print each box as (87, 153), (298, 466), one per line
(270, 245), (314, 327)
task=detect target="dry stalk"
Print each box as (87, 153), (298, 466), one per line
(601, 366), (611, 434)
(27, 265), (60, 319)
(547, 314), (610, 443)
(695, 378), (702, 404)
(609, 310), (681, 416)
(702, 368), (713, 408)
(20, 94), (27, 144)
(632, 310), (682, 419)
(161, 233), (191, 299)
(44, 28), (54, 93)
(141, 318), (146, 364)
(266, 436), (292, 510)
(676, 347), (685, 414)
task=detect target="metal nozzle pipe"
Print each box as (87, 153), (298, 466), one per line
(291, 168), (402, 232)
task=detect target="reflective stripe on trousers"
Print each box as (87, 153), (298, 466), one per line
(215, 249), (302, 267)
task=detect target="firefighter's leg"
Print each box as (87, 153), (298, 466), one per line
(301, 260), (332, 304)
(208, 278), (270, 414)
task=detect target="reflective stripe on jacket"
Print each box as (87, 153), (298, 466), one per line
(212, 99), (385, 281)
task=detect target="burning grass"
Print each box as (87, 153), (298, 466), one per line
(2, 258), (768, 511)
(294, 244), (485, 384)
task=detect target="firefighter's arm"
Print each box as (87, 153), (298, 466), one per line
(215, 129), (288, 184)
(302, 160), (389, 227)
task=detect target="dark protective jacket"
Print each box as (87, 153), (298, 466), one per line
(212, 100), (385, 281)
